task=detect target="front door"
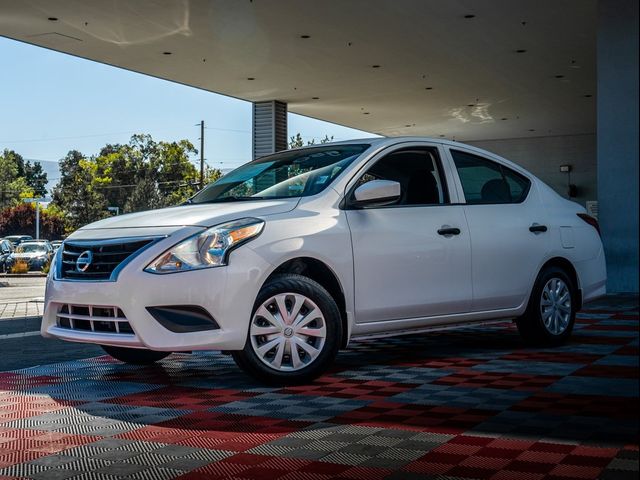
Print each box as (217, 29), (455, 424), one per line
(345, 146), (472, 324)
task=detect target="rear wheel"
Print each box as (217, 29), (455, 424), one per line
(516, 266), (577, 345)
(101, 345), (171, 365)
(233, 274), (342, 385)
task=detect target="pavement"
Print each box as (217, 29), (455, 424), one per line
(0, 292), (637, 479)
(0, 277), (102, 370)
(0, 276), (46, 321)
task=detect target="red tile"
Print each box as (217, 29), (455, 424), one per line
(548, 464), (602, 479)
(530, 442), (578, 454)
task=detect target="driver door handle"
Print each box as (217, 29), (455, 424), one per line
(529, 224), (548, 233)
(437, 227), (461, 236)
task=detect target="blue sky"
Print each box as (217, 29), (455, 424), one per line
(0, 37), (377, 180)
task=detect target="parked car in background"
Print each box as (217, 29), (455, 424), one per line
(42, 138), (606, 383)
(4, 235), (33, 247)
(50, 240), (63, 252)
(0, 239), (15, 273)
(8, 240), (54, 271)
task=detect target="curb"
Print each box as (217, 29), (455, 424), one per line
(0, 273), (47, 279)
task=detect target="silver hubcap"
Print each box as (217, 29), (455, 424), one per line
(250, 293), (327, 372)
(540, 278), (572, 335)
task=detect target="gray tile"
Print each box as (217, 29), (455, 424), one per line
(94, 462), (146, 476)
(30, 455), (76, 467)
(159, 457), (211, 471)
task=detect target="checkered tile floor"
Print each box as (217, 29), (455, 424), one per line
(0, 296), (638, 479)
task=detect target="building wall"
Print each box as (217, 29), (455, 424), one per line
(466, 134), (597, 208)
(596, 0), (639, 293)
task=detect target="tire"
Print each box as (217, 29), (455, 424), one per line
(232, 273), (342, 385)
(516, 266), (577, 345)
(101, 345), (171, 365)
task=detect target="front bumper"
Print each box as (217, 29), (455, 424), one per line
(42, 227), (272, 351)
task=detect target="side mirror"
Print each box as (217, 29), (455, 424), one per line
(352, 179), (401, 207)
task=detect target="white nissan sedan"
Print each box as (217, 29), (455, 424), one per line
(42, 138), (606, 383)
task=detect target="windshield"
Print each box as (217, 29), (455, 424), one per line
(16, 244), (47, 253)
(190, 144), (369, 204)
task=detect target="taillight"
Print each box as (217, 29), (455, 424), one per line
(577, 213), (601, 236)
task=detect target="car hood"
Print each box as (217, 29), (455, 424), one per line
(77, 198), (300, 231)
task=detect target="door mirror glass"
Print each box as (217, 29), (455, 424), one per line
(353, 179), (401, 206)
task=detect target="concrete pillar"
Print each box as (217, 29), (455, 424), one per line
(597, 0), (639, 293)
(252, 101), (287, 159)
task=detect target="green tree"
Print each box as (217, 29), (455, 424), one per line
(289, 133), (334, 149)
(95, 134), (212, 213)
(0, 203), (66, 239)
(0, 149), (34, 207)
(49, 134), (223, 228)
(51, 150), (108, 229)
(2, 150), (48, 197)
(23, 160), (48, 197)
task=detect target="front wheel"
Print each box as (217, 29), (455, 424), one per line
(516, 266), (577, 345)
(101, 345), (171, 365)
(233, 274), (342, 385)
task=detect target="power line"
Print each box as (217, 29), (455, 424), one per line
(0, 125), (251, 144)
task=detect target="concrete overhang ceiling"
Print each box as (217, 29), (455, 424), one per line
(0, 0), (596, 141)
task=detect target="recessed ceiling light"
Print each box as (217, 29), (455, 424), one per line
(371, 65), (381, 68)
(300, 35), (310, 39)
(555, 74), (565, 79)
(516, 49), (527, 53)
(247, 77), (255, 80)
(162, 51), (172, 55)
(464, 14), (476, 19)
(47, 17), (58, 21)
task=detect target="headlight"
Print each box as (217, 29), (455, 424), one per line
(144, 218), (265, 274)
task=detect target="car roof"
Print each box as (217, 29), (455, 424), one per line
(313, 136), (536, 180)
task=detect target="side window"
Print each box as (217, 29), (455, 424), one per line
(451, 149), (530, 204)
(355, 148), (449, 206)
(503, 168), (530, 203)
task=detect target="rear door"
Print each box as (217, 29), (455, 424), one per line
(345, 143), (472, 323)
(446, 148), (550, 311)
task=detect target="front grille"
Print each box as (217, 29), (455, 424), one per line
(60, 238), (154, 280)
(56, 303), (134, 335)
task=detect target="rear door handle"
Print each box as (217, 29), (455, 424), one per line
(437, 227), (461, 236)
(529, 224), (548, 233)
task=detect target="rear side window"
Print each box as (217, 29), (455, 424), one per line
(451, 150), (530, 204)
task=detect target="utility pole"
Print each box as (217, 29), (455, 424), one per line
(23, 198), (46, 239)
(35, 201), (40, 240)
(199, 120), (205, 190)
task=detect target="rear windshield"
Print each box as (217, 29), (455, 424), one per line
(16, 244), (47, 253)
